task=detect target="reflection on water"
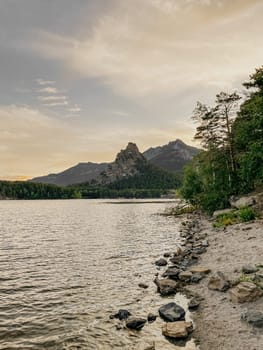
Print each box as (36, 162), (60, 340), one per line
(0, 199), (197, 349)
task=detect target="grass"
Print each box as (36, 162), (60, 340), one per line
(213, 207), (257, 228)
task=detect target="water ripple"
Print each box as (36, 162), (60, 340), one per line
(0, 199), (195, 349)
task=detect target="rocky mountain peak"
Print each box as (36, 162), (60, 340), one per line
(101, 142), (146, 184)
(115, 142), (144, 163)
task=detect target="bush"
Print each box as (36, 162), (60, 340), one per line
(213, 207), (257, 227)
(238, 207), (257, 222)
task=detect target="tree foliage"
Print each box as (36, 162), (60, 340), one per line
(0, 181), (81, 200)
(181, 66), (263, 213)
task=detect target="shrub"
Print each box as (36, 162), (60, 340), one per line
(238, 207), (257, 222)
(213, 207), (257, 227)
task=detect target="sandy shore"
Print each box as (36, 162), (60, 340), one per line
(186, 217), (263, 350)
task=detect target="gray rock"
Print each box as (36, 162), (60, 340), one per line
(163, 252), (171, 258)
(242, 265), (259, 274)
(159, 302), (185, 322)
(188, 298), (200, 310)
(213, 208), (233, 218)
(178, 271), (193, 282)
(110, 309), (131, 320)
(173, 246), (183, 256)
(170, 256), (183, 264)
(154, 277), (178, 296)
(191, 273), (204, 283)
(138, 282), (149, 289)
(208, 271), (230, 292)
(190, 267), (211, 274)
(202, 239), (209, 247)
(155, 258), (168, 266)
(126, 317), (147, 330)
(192, 247), (207, 255)
(241, 309), (263, 328)
(163, 267), (181, 280)
(230, 195), (256, 209)
(147, 313), (157, 323)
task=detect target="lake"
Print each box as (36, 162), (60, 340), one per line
(0, 199), (197, 350)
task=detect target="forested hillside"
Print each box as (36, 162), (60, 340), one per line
(0, 181), (81, 199)
(180, 66), (263, 213)
(72, 163), (180, 198)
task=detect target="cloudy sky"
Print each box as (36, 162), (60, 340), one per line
(1, 0), (263, 180)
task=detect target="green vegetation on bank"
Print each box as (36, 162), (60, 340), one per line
(180, 66), (263, 213)
(213, 207), (257, 227)
(0, 180), (81, 199)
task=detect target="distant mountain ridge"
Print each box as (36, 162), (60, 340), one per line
(30, 139), (200, 186)
(143, 139), (200, 172)
(31, 162), (108, 186)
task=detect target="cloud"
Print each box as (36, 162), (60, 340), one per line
(68, 105), (81, 113)
(38, 95), (68, 101)
(35, 78), (55, 85)
(30, 0), (263, 98)
(35, 79), (80, 110)
(43, 101), (69, 107)
(38, 86), (58, 94)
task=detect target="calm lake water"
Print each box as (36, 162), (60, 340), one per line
(0, 199), (197, 350)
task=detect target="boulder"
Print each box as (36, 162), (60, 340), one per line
(155, 258), (168, 266)
(159, 302), (185, 322)
(163, 252), (171, 258)
(230, 195), (256, 209)
(241, 309), (263, 328)
(110, 309), (131, 320)
(242, 265), (259, 274)
(202, 239), (209, 247)
(162, 321), (193, 339)
(154, 277), (178, 296)
(229, 282), (263, 303)
(173, 246), (183, 256)
(126, 317), (147, 330)
(190, 267), (211, 275)
(192, 247), (207, 255)
(188, 298), (200, 310)
(191, 273), (204, 283)
(208, 271), (230, 292)
(213, 208), (234, 218)
(179, 271), (193, 282)
(162, 267), (181, 280)
(138, 282), (149, 289)
(147, 313), (157, 323)
(170, 256), (183, 264)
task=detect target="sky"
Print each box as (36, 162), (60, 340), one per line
(1, 0), (263, 180)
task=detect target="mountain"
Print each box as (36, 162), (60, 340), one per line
(143, 139), (200, 172)
(30, 140), (199, 186)
(30, 143), (145, 186)
(99, 142), (146, 184)
(31, 162), (108, 186)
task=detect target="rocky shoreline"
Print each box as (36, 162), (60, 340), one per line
(185, 215), (263, 350)
(109, 200), (263, 349)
